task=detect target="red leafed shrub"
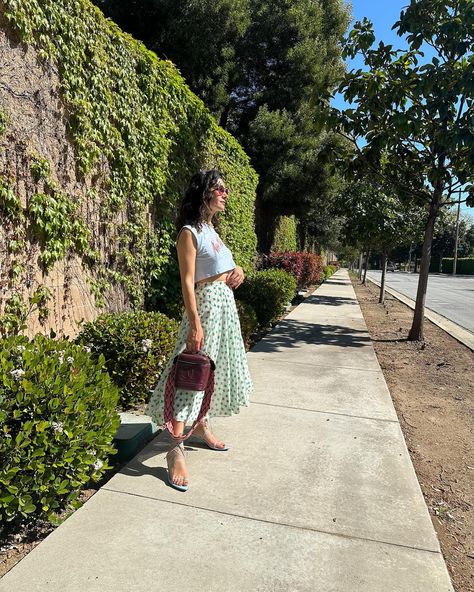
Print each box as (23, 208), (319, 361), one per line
(263, 252), (323, 288)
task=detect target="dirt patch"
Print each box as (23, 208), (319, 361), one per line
(352, 276), (474, 592)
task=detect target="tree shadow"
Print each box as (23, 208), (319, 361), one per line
(304, 294), (358, 306)
(250, 318), (371, 353)
(321, 280), (351, 286)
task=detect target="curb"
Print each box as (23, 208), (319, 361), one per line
(366, 277), (474, 352)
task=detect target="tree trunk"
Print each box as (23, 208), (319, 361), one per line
(358, 252), (363, 280)
(362, 249), (370, 285)
(219, 103), (231, 130)
(379, 250), (387, 304)
(297, 220), (307, 252)
(255, 197), (279, 254)
(408, 197), (440, 341)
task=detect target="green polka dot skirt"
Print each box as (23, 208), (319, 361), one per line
(145, 281), (253, 426)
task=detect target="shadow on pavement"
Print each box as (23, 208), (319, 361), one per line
(320, 280), (350, 286)
(304, 294), (358, 306)
(250, 319), (371, 352)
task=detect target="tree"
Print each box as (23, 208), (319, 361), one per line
(94, 0), (352, 253)
(340, 180), (424, 301)
(333, 0), (474, 340)
(231, 0), (351, 252)
(94, 0), (251, 117)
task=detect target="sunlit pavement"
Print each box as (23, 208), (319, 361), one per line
(0, 270), (454, 592)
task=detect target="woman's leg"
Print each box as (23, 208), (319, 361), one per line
(167, 419), (188, 488)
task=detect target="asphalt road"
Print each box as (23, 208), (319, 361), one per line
(366, 271), (474, 334)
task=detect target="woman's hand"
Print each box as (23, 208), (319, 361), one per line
(226, 265), (245, 289)
(186, 322), (204, 353)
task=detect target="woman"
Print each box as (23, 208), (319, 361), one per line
(145, 169), (253, 491)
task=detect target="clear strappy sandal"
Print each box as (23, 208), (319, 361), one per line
(191, 420), (229, 451)
(166, 441), (189, 491)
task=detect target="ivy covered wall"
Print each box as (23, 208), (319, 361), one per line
(0, 0), (257, 335)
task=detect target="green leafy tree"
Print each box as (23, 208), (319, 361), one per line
(341, 180), (424, 301)
(431, 209), (472, 269)
(94, 0), (251, 117)
(232, 0), (351, 252)
(333, 0), (474, 340)
(93, 0), (351, 253)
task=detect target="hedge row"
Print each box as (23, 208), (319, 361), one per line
(440, 258), (474, 275)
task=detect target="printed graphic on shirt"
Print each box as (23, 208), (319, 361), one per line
(211, 236), (224, 254)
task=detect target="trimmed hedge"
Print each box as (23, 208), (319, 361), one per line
(75, 311), (179, 409)
(2, 0), (258, 311)
(0, 334), (120, 524)
(272, 216), (298, 252)
(441, 257), (474, 274)
(261, 252), (323, 289)
(322, 265), (337, 280)
(236, 269), (297, 328)
(235, 300), (259, 350)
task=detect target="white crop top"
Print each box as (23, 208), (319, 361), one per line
(178, 223), (237, 282)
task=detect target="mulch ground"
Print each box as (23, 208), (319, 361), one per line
(352, 275), (474, 592)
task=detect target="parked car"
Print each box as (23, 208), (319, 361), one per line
(387, 262), (397, 272)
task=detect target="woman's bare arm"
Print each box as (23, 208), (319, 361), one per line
(176, 229), (204, 351)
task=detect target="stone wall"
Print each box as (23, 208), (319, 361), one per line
(0, 11), (128, 338)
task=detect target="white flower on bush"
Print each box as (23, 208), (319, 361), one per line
(16, 345), (26, 352)
(141, 338), (153, 352)
(83, 346), (91, 353)
(52, 421), (64, 433)
(58, 352), (64, 364)
(66, 356), (74, 364)
(10, 368), (25, 380)
(93, 459), (103, 471)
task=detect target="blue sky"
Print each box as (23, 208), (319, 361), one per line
(333, 0), (472, 216)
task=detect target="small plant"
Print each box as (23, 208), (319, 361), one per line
(0, 109), (8, 136)
(75, 310), (179, 409)
(30, 153), (51, 182)
(236, 269), (297, 328)
(0, 176), (23, 221)
(322, 265), (337, 280)
(0, 286), (52, 338)
(28, 190), (92, 271)
(0, 334), (120, 525)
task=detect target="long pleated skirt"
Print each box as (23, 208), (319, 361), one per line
(145, 280), (253, 427)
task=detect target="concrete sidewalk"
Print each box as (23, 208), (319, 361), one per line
(0, 270), (454, 592)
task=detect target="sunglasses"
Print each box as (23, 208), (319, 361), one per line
(212, 184), (230, 195)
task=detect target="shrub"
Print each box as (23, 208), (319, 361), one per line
(322, 265), (337, 280)
(235, 300), (259, 350)
(236, 269), (297, 328)
(262, 251), (323, 288)
(441, 257), (474, 274)
(0, 334), (120, 525)
(75, 311), (179, 409)
(272, 216), (298, 252)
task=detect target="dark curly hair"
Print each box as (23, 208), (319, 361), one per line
(176, 169), (224, 234)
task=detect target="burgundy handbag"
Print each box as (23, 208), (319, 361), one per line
(163, 350), (216, 442)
